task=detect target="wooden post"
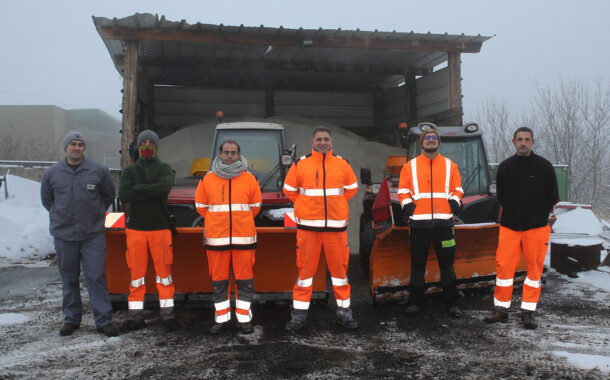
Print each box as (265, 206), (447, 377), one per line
(448, 52), (463, 123)
(265, 87), (275, 117)
(120, 40), (138, 169)
(404, 68), (417, 125)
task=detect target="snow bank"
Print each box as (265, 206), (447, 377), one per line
(0, 175), (54, 266)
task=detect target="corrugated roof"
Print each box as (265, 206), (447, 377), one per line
(92, 13), (490, 92)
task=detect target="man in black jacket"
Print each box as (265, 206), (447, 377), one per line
(485, 127), (558, 329)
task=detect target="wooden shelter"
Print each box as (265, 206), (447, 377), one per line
(93, 13), (490, 168)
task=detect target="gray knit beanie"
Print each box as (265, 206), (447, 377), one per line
(63, 130), (86, 150)
(136, 130), (160, 147)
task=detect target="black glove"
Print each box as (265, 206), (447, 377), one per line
(449, 199), (461, 216)
(401, 203), (416, 223)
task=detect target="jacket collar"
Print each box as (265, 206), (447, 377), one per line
(311, 149), (333, 160)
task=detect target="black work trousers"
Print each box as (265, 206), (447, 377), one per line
(408, 226), (458, 307)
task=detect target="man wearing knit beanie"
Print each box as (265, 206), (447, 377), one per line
(41, 130), (119, 337)
(118, 129), (179, 332)
(397, 126), (464, 319)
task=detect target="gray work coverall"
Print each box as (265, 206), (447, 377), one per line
(41, 157), (115, 328)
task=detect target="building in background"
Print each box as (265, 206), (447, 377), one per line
(0, 105), (121, 168)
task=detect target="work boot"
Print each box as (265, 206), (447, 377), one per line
(239, 322), (254, 335)
(447, 306), (463, 319)
(521, 311), (538, 330)
(209, 322), (227, 335)
(404, 304), (422, 316)
(484, 309), (508, 324)
(97, 323), (120, 337)
(285, 319), (307, 332)
(59, 323), (79, 336)
(120, 319), (145, 332)
(336, 307), (358, 329)
(162, 318), (180, 332)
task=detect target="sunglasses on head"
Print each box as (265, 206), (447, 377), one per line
(424, 135), (438, 141)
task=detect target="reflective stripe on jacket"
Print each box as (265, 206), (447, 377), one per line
(195, 170), (262, 250)
(283, 149), (358, 232)
(397, 153), (463, 228)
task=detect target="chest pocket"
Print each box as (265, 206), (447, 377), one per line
(83, 175), (101, 194)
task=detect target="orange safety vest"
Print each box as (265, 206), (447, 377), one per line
(397, 153), (463, 227)
(283, 149), (358, 231)
(195, 170), (262, 250)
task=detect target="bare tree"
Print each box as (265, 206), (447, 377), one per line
(470, 96), (513, 163)
(473, 78), (610, 219)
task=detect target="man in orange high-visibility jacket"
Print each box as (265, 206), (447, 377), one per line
(398, 128), (464, 318)
(485, 127), (558, 329)
(283, 127), (359, 332)
(195, 140), (262, 335)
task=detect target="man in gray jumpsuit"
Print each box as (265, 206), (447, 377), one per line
(41, 131), (119, 337)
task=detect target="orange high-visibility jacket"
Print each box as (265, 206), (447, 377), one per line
(398, 153), (463, 228)
(283, 149), (358, 231)
(195, 170), (262, 250)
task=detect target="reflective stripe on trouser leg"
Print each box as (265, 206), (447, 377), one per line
(520, 225), (551, 311)
(208, 251), (232, 323)
(235, 278), (254, 323)
(323, 230), (351, 307)
(149, 229), (175, 304)
(493, 226), (524, 310)
(125, 229), (150, 304)
(212, 279), (231, 323)
(233, 249), (255, 323)
(292, 229), (322, 310)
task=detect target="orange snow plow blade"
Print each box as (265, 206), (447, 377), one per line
(105, 227), (328, 307)
(369, 224), (528, 305)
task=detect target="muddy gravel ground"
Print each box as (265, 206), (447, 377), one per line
(0, 257), (608, 380)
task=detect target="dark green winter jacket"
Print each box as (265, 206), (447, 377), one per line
(118, 157), (174, 231)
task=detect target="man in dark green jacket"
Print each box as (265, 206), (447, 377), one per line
(118, 130), (179, 332)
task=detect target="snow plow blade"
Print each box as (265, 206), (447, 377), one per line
(105, 227), (328, 307)
(370, 224), (528, 305)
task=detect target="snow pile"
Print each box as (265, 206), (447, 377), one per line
(553, 206), (604, 236)
(160, 115), (405, 248)
(0, 174), (54, 267)
(0, 312), (30, 326)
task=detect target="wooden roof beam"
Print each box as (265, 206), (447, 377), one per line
(99, 27), (484, 53)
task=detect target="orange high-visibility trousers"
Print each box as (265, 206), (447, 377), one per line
(493, 225), (551, 311)
(292, 229), (351, 310)
(125, 229), (175, 310)
(207, 249), (255, 323)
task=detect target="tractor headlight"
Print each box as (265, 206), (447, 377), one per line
(464, 123), (479, 133)
(366, 183), (381, 195)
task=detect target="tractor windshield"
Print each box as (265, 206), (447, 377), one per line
(212, 129), (284, 192)
(438, 137), (490, 196)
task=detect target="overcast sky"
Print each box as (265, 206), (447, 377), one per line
(1, 0), (608, 122)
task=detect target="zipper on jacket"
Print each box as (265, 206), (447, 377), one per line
(222, 184), (225, 203)
(316, 170), (319, 187)
(228, 180), (232, 247)
(430, 157), (434, 225)
(322, 153), (328, 228)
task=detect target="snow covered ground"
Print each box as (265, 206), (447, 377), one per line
(0, 174), (609, 378)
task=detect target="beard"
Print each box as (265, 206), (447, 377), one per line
(423, 147), (438, 154)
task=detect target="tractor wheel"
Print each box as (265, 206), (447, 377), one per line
(359, 217), (376, 278)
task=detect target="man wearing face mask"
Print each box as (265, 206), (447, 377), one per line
(118, 130), (179, 332)
(398, 128), (464, 318)
(195, 140), (261, 335)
